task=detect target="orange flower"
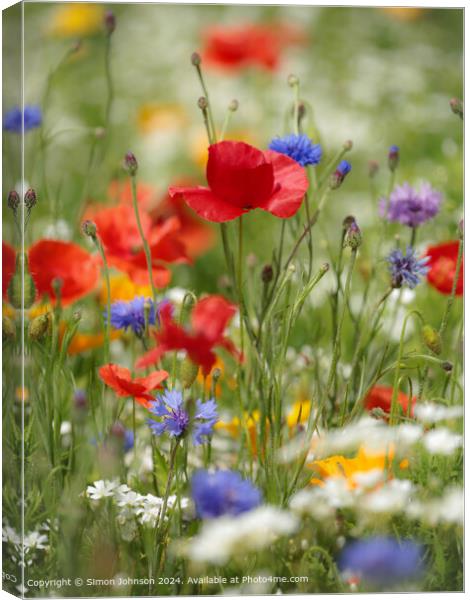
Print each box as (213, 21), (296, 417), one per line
(98, 363), (168, 408)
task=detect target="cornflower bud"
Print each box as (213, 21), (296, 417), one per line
(74, 389), (88, 411)
(24, 188), (37, 210)
(7, 190), (20, 213)
(343, 139), (353, 151)
(422, 324), (442, 355)
(123, 152), (138, 176)
(261, 264), (274, 284)
(343, 218), (362, 250)
(104, 11), (116, 35)
(191, 52), (201, 67)
(82, 219), (97, 240)
(287, 74), (299, 87)
(449, 98), (463, 119)
(388, 145), (399, 172)
(442, 361), (453, 372)
(197, 96), (208, 111)
(330, 160), (352, 190)
(228, 99), (239, 112)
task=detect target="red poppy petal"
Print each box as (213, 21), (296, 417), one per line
(260, 150), (308, 218)
(207, 141), (274, 208)
(99, 364), (134, 396)
(2, 242), (16, 298)
(426, 241), (463, 296)
(28, 240), (100, 305)
(364, 385), (415, 418)
(191, 295), (237, 341)
(134, 370), (169, 391)
(169, 186), (246, 223)
(135, 346), (167, 370)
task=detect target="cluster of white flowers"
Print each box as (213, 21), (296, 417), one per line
(414, 402), (463, 424)
(183, 506), (299, 565)
(407, 486), (463, 526)
(84, 480), (192, 541)
(2, 522), (50, 567)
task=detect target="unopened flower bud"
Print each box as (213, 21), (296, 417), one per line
(8, 253), (36, 309)
(123, 152), (138, 176)
(104, 11), (116, 35)
(191, 52), (201, 67)
(442, 361), (453, 372)
(72, 310), (82, 324)
(180, 357), (199, 389)
(458, 219), (464, 240)
(287, 74), (299, 87)
(7, 190), (20, 212)
(262, 264), (274, 284)
(342, 215), (356, 231)
(24, 188), (37, 210)
(28, 312), (52, 341)
(343, 139), (353, 151)
(449, 98), (463, 119)
(212, 368), (222, 383)
(422, 324), (442, 355)
(229, 99), (239, 112)
(330, 160), (352, 190)
(197, 96), (208, 111)
(368, 160), (379, 178)
(343, 218), (362, 250)
(74, 389), (87, 411)
(82, 219), (97, 239)
(370, 407), (387, 420)
(388, 145), (399, 172)
(2, 315), (16, 341)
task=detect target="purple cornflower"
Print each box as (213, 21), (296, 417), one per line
(269, 134), (322, 167)
(191, 469), (261, 519)
(338, 536), (423, 586)
(107, 296), (162, 336)
(380, 182), (442, 228)
(3, 105), (42, 132)
(147, 390), (218, 445)
(387, 246), (430, 289)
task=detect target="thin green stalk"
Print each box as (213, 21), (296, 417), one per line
(156, 440), (180, 533)
(94, 236), (112, 363)
(194, 64), (216, 142)
(439, 237), (463, 339)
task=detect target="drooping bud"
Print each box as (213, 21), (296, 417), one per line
(24, 188), (37, 210)
(191, 52), (201, 67)
(28, 312), (52, 341)
(2, 315), (16, 341)
(261, 264), (274, 284)
(228, 99), (239, 112)
(180, 357), (199, 389)
(8, 253), (36, 309)
(104, 11), (116, 35)
(330, 160), (352, 190)
(287, 74), (299, 88)
(343, 218), (362, 250)
(368, 160), (379, 178)
(7, 190), (20, 213)
(123, 151), (138, 176)
(422, 324), (442, 355)
(343, 139), (353, 151)
(81, 219), (97, 240)
(197, 96), (208, 111)
(442, 361), (453, 372)
(449, 98), (463, 119)
(388, 145), (399, 172)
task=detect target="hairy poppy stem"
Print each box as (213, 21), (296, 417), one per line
(130, 174), (158, 306)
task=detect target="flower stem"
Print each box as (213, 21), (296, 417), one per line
(439, 237), (463, 339)
(156, 439), (180, 533)
(94, 236), (112, 363)
(130, 174), (158, 305)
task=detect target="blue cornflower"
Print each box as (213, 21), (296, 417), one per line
(147, 390), (218, 446)
(107, 296), (161, 336)
(191, 469), (261, 519)
(3, 105), (42, 133)
(387, 246), (430, 289)
(330, 160), (352, 189)
(269, 133), (322, 167)
(123, 429), (134, 453)
(338, 536), (423, 586)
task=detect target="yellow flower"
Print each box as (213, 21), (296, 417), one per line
(380, 8), (425, 21)
(286, 399), (311, 429)
(309, 445), (408, 488)
(215, 411), (262, 454)
(48, 4), (104, 37)
(137, 104), (187, 135)
(99, 274), (153, 304)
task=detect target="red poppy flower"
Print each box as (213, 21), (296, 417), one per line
(169, 141), (308, 223)
(136, 295), (241, 375)
(3, 240), (100, 305)
(426, 241), (463, 296)
(85, 202), (190, 287)
(2, 242), (16, 297)
(365, 385), (416, 418)
(201, 23), (304, 72)
(98, 363), (169, 408)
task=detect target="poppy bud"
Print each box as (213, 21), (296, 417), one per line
(343, 139), (353, 151)
(7, 190), (20, 212)
(82, 219), (97, 239)
(330, 160), (352, 190)
(8, 253), (36, 309)
(197, 96), (208, 111)
(2, 316), (16, 342)
(104, 11), (116, 35)
(229, 99), (239, 112)
(287, 74), (299, 87)
(262, 264), (274, 284)
(422, 324), (442, 355)
(24, 188), (37, 210)
(441, 361), (453, 372)
(343, 218), (362, 250)
(28, 312), (52, 341)
(368, 160), (379, 178)
(191, 52), (201, 67)
(123, 152), (138, 176)
(388, 145), (399, 172)
(449, 97), (463, 119)
(180, 357), (199, 389)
